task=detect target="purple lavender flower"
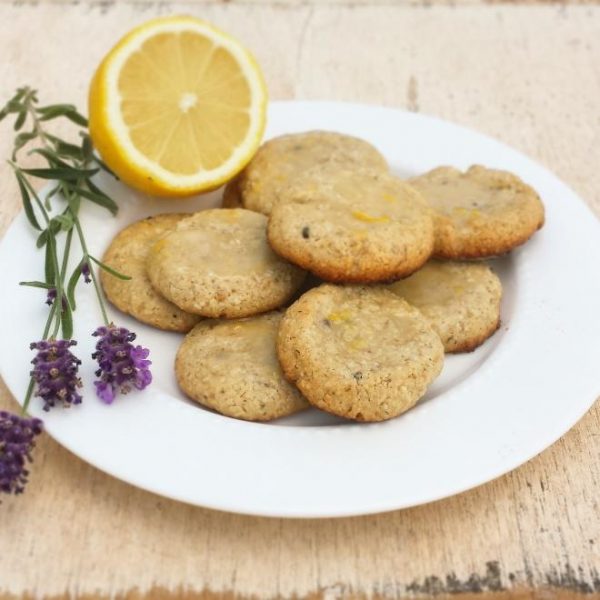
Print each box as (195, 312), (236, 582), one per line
(30, 339), (82, 411)
(45, 288), (67, 310)
(0, 411), (43, 496)
(92, 325), (152, 404)
(81, 261), (92, 284)
(45, 288), (56, 306)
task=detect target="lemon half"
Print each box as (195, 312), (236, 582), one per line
(89, 15), (268, 197)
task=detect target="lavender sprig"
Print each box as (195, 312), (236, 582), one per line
(1, 86), (142, 404)
(0, 86), (153, 497)
(93, 326), (152, 404)
(30, 340), (82, 411)
(0, 412), (43, 495)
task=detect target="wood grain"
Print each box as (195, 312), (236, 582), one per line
(0, 2), (599, 598)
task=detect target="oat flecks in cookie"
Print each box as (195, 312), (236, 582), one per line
(147, 208), (306, 318)
(176, 312), (309, 421)
(100, 213), (201, 332)
(238, 131), (389, 215)
(409, 165), (545, 259)
(388, 260), (502, 353)
(267, 166), (435, 282)
(277, 284), (444, 422)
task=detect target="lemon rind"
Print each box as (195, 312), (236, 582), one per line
(91, 15), (267, 196)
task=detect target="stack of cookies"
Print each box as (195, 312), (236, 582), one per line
(101, 131), (545, 423)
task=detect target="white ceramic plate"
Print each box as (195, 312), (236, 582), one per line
(1, 101), (599, 518)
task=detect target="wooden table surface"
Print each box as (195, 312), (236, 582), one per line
(1, 1), (599, 598)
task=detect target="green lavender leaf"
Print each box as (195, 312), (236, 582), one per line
(28, 147), (73, 169)
(44, 184), (62, 211)
(15, 87), (33, 104)
(80, 134), (93, 161)
(2, 99), (24, 117)
(36, 230), (48, 248)
(36, 103), (76, 115)
(89, 255), (131, 280)
(8, 101), (24, 112)
(14, 109), (27, 131)
(65, 111), (88, 127)
(79, 180), (118, 214)
(61, 298), (73, 339)
(48, 217), (64, 232)
(92, 156), (117, 178)
(36, 219), (61, 248)
(22, 166), (99, 181)
(15, 171), (41, 231)
(54, 213), (74, 232)
(37, 104), (88, 127)
(46, 135), (84, 160)
(66, 261), (82, 310)
(44, 233), (56, 284)
(0, 93), (18, 121)
(12, 131), (37, 160)
(19, 280), (54, 289)
(64, 187), (81, 215)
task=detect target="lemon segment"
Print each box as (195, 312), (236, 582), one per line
(89, 16), (268, 197)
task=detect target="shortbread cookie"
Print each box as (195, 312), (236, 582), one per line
(221, 177), (244, 209)
(388, 260), (502, 353)
(278, 285), (444, 422)
(409, 165), (545, 258)
(267, 167), (434, 282)
(147, 209), (305, 318)
(239, 131), (388, 215)
(100, 214), (201, 332)
(176, 312), (309, 421)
